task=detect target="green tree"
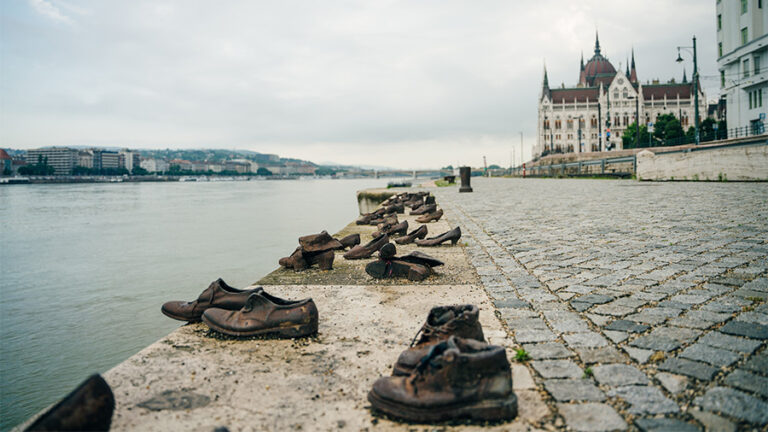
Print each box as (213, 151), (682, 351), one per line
(488, 164), (501, 169)
(622, 122), (652, 149)
(652, 114), (684, 145)
(256, 167), (272, 176)
(131, 166), (148, 175)
(700, 118), (716, 142)
(442, 165), (454, 170)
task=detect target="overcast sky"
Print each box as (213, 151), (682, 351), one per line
(1, 1), (719, 169)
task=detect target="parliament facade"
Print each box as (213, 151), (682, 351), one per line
(536, 34), (707, 157)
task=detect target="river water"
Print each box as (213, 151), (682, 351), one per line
(0, 178), (387, 430)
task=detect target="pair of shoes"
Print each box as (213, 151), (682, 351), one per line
(367, 306), (517, 423)
(279, 230), (350, 271)
(415, 226), (461, 246)
(162, 279), (318, 338)
(395, 225), (428, 245)
(373, 220), (408, 238)
(364, 243), (443, 281)
(415, 208), (443, 223)
(344, 233), (389, 259)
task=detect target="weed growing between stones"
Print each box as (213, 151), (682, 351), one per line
(515, 349), (530, 362)
(583, 367), (593, 378)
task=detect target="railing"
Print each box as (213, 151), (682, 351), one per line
(624, 124), (765, 149)
(508, 155), (636, 178)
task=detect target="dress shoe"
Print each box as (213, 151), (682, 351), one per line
(203, 290), (318, 338)
(365, 259), (430, 281)
(374, 220), (408, 238)
(337, 233), (361, 249)
(162, 279), (262, 322)
(356, 213), (374, 225)
(343, 234), (389, 259)
(393, 304), (483, 376)
(415, 226), (461, 246)
(395, 225), (428, 245)
(410, 204), (436, 215)
(415, 209), (443, 223)
(25, 374), (114, 432)
(369, 337), (517, 422)
(425, 195), (435, 205)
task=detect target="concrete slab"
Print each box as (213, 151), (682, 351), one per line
(97, 284), (540, 431)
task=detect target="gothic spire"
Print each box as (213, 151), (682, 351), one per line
(594, 30), (601, 55)
(543, 63), (549, 88)
(580, 52), (585, 70)
(629, 47), (638, 83)
(682, 67), (688, 83)
(626, 57), (630, 78)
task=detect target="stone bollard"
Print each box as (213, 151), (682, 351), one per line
(459, 166), (473, 193)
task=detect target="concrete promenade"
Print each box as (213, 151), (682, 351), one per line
(435, 178), (768, 431)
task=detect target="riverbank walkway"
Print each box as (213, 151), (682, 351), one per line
(17, 178), (768, 431)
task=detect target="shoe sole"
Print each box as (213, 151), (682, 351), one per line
(368, 390), (517, 422)
(161, 308), (201, 323)
(202, 316), (318, 339)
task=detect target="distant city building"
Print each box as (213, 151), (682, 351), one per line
(0, 149), (11, 174)
(229, 158), (260, 173)
(537, 34), (706, 157)
(119, 150), (140, 172)
(26, 147), (79, 174)
(99, 151), (120, 170)
(169, 159), (194, 171)
(77, 150), (94, 168)
(223, 160), (250, 174)
(140, 158), (169, 173)
(717, 0), (766, 134)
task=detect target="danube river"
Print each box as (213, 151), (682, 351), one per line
(0, 178), (387, 430)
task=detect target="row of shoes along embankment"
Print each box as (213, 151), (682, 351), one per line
(17, 187), (549, 431)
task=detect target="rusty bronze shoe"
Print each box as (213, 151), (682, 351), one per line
(337, 233), (361, 249)
(415, 209), (443, 223)
(161, 279), (262, 322)
(393, 304), (484, 376)
(395, 225), (428, 245)
(305, 249), (335, 270)
(25, 374), (114, 432)
(425, 195), (435, 205)
(299, 230), (343, 252)
(374, 220), (408, 238)
(279, 247), (309, 271)
(410, 203), (436, 215)
(365, 259), (429, 282)
(202, 290), (318, 338)
(415, 226), (461, 246)
(356, 213), (374, 225)
(369, 337), (517, 422)
(344, 234), (389, 259)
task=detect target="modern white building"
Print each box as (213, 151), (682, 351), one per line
(140, 158), (169, 173)
(26, 147), (78, 174)
(119, 150), (141, 172)
(536, 34), (706, 157)
(717, 0), (767, 134)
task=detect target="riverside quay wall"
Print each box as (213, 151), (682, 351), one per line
(17, 180), (768, 431)
(637, 140), (768, 181)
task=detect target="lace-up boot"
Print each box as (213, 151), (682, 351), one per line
(369, 336), (517, 422)
(393, 304), (483, 376)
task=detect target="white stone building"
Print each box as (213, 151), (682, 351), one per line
(717, 0), (767, 134)
(140, 158), (169, 173)
(536, 34), (707, 158)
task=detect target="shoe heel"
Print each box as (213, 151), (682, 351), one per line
(276, 321), (318, 338)
(451, 238), (459, 245)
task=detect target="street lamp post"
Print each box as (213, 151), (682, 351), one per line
(628, 95), (640, 148)
(677, 35), (699, 145)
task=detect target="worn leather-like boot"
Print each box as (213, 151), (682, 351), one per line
(305, 249), (335, 270)
(410, 203), (436, 216)
(343, 234), (390, 259)
(162, 279), (263, 322)
(415, 226), (461, 246)
(425, 195), (435, 205)
(369, 337), (517, 422)
(337, 233), (361, 249)
(202, 290), (318, 338)
(395, 225), (428, 245)
(415, 209), (443, 223)
(393, 304), (484, 376)
(298, 230), (343, 252)
(279, 247), (310, 271)
(365, 259), (430, 281)
(25, 374), (114, 432)
(356, 213), (374, 225)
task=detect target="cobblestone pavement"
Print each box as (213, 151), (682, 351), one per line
(434, 178), (768, 431)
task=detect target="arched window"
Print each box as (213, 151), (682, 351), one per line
(567, 119), (574, 129)
(590, 116), (597, 127)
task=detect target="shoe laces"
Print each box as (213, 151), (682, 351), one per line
(409, 322), (454, 347)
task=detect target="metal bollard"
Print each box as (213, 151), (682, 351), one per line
(459, 166), (473, 193)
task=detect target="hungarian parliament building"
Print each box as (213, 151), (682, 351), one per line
(535, 34), (707, 157)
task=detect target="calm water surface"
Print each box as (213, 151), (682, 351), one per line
(0, 178), (386, 430)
